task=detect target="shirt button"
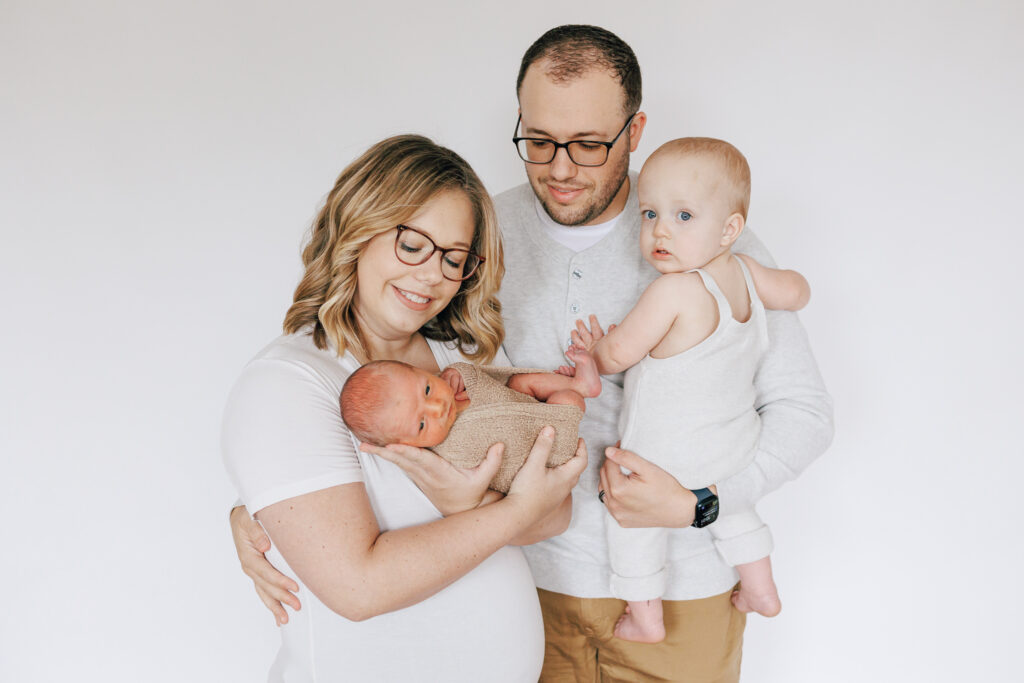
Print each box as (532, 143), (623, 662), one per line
(572, 268), (583, 279)
(570, 303), (580, 314)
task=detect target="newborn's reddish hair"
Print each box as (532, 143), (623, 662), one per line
(339, 360), (411, 446)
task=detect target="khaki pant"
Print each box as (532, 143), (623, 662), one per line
(537, 586), (745, 683)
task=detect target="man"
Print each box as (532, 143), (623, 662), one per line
(495, 25), (832, 681)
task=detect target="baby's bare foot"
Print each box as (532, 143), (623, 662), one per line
(731, 585), (782, 617)
(565, 345), (602, 398)
(613, 601), (666, 643)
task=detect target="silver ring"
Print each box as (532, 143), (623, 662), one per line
(598, 489), (606, 504)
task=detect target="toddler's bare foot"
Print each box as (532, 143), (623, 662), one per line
(565, 345), (602, 398)
(731, 584), (782, 617)
(613, 601), (666, 643)
(733, 557), (782, 617)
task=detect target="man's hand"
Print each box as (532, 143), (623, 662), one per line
(599, 446), (698, 528)
(360, 441), (502, 515)
(229, 505), (301, 625)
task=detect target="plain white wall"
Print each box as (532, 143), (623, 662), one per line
(2, 1), (1021, 681)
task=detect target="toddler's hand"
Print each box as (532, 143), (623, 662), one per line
(571, 314), (608, 352)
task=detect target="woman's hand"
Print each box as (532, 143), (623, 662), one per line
(360, 441), (504, 515)
(229, 505), (301, 625)
(504, 428), (587, 524)
(598, 446), (697, 528)
(509, 492), (573, 545)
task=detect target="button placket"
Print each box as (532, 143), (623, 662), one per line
(566, 258), (587, 348)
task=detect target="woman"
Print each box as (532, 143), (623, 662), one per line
(222, 135), (586, 681)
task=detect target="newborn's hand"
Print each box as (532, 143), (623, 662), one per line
(440, 366), (466, 396)
(360, 441), (502, 516)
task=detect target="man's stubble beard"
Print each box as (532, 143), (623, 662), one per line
(532, 150), (630, 227)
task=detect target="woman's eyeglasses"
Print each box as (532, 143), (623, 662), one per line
(393, 225), (484, 282)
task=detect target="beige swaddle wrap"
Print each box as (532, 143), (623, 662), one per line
(432, 363), (583, 493)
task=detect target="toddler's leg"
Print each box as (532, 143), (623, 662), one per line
(607, 517), (668, 643)
(731, 556), (782, 617)
(614, 598), (666, 643)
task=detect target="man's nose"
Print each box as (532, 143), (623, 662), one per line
(547, 145), (578, 181)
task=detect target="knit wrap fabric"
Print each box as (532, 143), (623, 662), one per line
(432, 363), (583, 493)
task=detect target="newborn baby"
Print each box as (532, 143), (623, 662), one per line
(340, 348), (600, 492)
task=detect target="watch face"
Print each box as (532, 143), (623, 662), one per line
(693, 497), (719, 528)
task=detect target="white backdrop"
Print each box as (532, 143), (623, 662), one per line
(2, 1), (1022, 681)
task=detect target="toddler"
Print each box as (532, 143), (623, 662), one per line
(573, 137), (810, 643)
(340, 353), (601, 492)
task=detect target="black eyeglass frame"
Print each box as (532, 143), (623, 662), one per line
(393, 224), (485, 282)
(512, 113), (637, 167)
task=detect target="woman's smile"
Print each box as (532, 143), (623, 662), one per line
(392, 284), (434, 310)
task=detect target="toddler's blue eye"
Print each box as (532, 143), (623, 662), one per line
(677, 211), (692, 221)
(642, 210), (656, 220)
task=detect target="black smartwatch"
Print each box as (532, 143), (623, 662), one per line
(691, 487), (719, 528)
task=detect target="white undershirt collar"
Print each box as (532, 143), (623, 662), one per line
(533, 196), (622, 253)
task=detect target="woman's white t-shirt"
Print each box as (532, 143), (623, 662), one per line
(222, 332), (544, 682)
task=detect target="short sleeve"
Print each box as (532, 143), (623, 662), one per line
(221, 357), (363, 514)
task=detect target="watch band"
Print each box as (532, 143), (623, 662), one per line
(691, 487), (719, 528)
(692, 487), (715, 506)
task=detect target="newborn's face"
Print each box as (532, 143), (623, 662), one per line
(382, 365), (458, 448)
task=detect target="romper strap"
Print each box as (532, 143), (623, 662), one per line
(734, 257), (770, 347)
(734, 257), (761, 307)
(687, 268), (733, 324)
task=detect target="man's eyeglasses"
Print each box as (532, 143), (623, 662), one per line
(512, 113), (636, 167)
(393, 225), (484, 282)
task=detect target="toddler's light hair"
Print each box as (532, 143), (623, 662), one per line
(647, 137), (751, 219)
(339, 360), (412, 446)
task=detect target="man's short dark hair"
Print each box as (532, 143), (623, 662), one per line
(516, 25), (642, 116)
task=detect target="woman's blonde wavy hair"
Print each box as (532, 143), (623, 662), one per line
(282, 134), (504, 364)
